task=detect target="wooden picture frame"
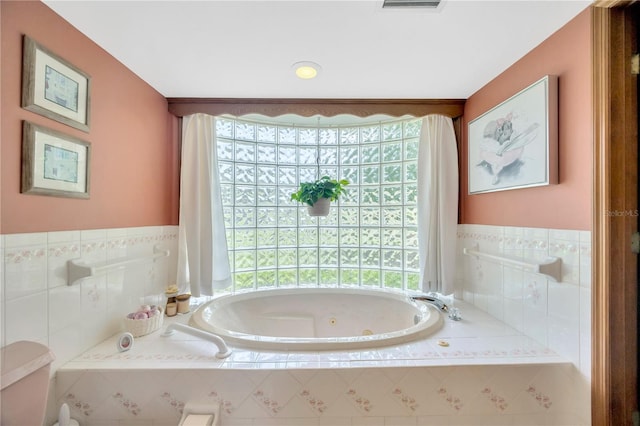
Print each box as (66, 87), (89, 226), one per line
(467, 75), (558, 194)
(22, 121), (91, 199)
(21, 35), (91, 132)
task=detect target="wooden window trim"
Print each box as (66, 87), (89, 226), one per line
(167, 98), (465, 119)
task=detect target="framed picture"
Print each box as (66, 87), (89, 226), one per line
(21, 35), (91, 132)
(22, 121), (91, 199)
(468, 75), (558, 194)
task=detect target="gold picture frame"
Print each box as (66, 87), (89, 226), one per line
(22, 121), (91, 199)
(21, 35), (91, 132)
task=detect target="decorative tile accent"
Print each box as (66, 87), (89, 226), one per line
(346, 388), (373, 413)
(436, 387), (463, 411)
(64, 393), (94, 417)
(526, 386), (552, 409)
(299, 389), (328, 415)
(160, 391), (185, 415)
(209, 391), (235, 415)
(392, 388), (419, 412)
(112, 392), (142, 416)
(48, 244), (80, 258)
(5, 247), (46, 263)
(525, 279), (541, 305)
(252, 389), (283, 415)
(480, 388), (508, 412)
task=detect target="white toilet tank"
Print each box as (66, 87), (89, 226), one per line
(1, 341), (55, 426)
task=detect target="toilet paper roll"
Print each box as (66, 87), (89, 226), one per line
(181, 414), (213, 426)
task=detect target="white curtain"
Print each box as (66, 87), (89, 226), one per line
(177, 113), (231, 297)
(417, 115), (459, 295)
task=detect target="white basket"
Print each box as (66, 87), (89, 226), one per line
(123, 307), (164, 337)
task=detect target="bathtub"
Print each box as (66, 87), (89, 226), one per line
(58, 299), (580, 425)
(189, 287), (443, 350)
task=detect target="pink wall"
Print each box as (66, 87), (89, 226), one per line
(461, 8), (592, 230)
(1, 1), (179, 234)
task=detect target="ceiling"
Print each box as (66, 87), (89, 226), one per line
(43, 0), (590, 101)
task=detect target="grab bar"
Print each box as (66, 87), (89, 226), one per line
(463, 245), (562, 282)
(67, 244), (169, 286)
(162, 323), (232, 359)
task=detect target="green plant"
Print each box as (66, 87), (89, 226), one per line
(290, 176), (349, 207)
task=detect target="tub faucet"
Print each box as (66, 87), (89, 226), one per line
(410, 295), (449, 312)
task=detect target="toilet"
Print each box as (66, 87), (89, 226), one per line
(1, 340), (55, 426)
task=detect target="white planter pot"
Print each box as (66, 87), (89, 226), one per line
(307, 197), (331, 217)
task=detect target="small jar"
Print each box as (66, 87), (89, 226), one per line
(176, 294), (191, 314)
(165, 302), (177, 317)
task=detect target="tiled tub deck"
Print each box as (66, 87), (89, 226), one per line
(55, 301), (590, 426)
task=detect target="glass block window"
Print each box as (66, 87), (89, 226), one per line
(217, 116), (422, 292)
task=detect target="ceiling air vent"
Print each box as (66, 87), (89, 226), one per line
(382, 0), (441, 8)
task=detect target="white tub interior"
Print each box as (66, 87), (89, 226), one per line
(189, 287), (443, 350)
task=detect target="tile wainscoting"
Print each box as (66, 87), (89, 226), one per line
(1, 224), (591, 425)
(456, 224), (591, 379)
(0, 226), (179, 372)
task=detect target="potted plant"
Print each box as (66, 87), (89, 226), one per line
(290, 176), (349, 216)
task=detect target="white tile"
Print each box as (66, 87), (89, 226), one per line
(1, 235), (5, 303)
(353, 417), (384, 425)
(49, 325), (83, 374)
(48, 240), (81, 289)
(579, 287), (591, 379)
(4, 244), (47, 300)
(503, 227), (524, 258)
(5, 232), (47, 248)
(503, 296), (524, 333)
(578, 236), (591, 289)
(549, 229), (579, 242)
(416, 415), (452, 425)
(547, 282), (579, 321)
(548, 233), (579, 285)
(252, 370), (301, 406)
(579, 331), (591, 380)
(548, 282), (580, 366)
(1, 235), (4, 347)
(522, 229), (550, 267)
(4, 291), (48, 344)
(80, 238), (108, 265)
(318, 417), (351, 426)
(522, 273), (548, 346)
(107, 236), (128, 261)
(80, 229), (107, 242)
(547, 315), (580, 367)
(579, 230), (591, 243)
(80, 277), (110, 348)
(106, 228), (129, 239)
(48, 230), (81, 245)
(219, 419), (253, 426)
(106, 270), (138, 319)
(523, 227), (549, 242)
(49, 284), (82, 333)
(448, 414), (515, 425)
(503, 226), (524, 237)
(578, 288), (591, 334)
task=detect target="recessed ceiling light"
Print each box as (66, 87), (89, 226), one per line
(292, 61), (321, 80)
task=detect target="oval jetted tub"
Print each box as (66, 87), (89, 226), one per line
(189, 287), (443, 351)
